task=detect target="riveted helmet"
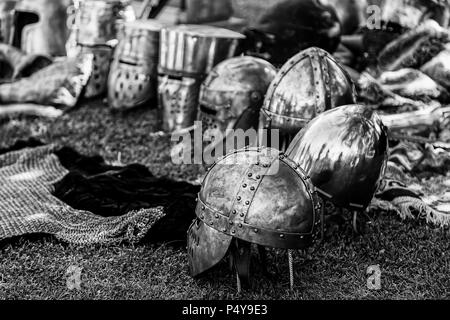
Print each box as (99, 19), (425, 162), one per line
(286, 104), (389, 211)
(259, 47), (356, 149)
(199, 56), (277, 145)
(187, 146), (322, 288)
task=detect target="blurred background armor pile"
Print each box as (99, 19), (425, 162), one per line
(157, 24), (245, 132)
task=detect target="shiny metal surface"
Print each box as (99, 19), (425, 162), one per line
(72, 0), (135, 46)
(261, 47), (356, 136)
(187, 146), (321, 276)
(159, 24), (245, 77)
(286, 104), (389, 210)
(187, 218), (232, 277)
(107, 19), (165, 110)
(69, 44), (113, 98)
(199, 56), (277, 140)
(0, 1), (16, 44)
(10, 0), (71, 56)
(158, 74), (202, 132)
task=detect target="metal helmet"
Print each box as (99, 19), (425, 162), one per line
(158, 24), (245, 132)
(108, 20), (164, 109)
(158, 74), (203, 132)
(70, 0), (135, 47)
(199, 56), (277, 144)
(286, 104), (389, 210)
(159, 24), (245, 78)
(260, 47), (356, 145)
(9, 0), (71, 56)
(107, 20), (165, 110)
(68, 44), (113, 99)
(188, 147), (322, 282)
(0, 1), (16, 44)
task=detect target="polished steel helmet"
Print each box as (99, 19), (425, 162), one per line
(0, 1), (16, 44)
(158, 24), (245, 132)
(159, 24), (245, 78)
(68, 44), (113, 99)
(286, 104), (389, 210)
(9, 0), (71, 56)
(108, 19), (165, 110)
(260, 47), (356, 146)
(188, 146), (322, 286)
(199, 56), (277, 146)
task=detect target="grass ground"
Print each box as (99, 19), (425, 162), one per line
(0, 101), (449, 300)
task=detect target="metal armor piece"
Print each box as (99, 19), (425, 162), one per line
(72, 0), (135, 46)
(10, 0), (71, 56)
(286, 104), (389, 210)
(188, 146), (321, 277)
(108, 20), (165, 110)
(159, 74), (203, 132)
(69, 45), (113, 98)
(0, 1), (16, 44)
(261, 47), (356, 136)
(159, 24), (245, 77)
(199, 56), (277, 141)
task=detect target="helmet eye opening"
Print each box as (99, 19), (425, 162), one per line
(12, 11), (39, 49)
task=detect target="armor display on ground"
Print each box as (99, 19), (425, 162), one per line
(198, 56), (277, 151)
(286, 104), (389, 210)
(67, 0), (135, 99)
(158, 24), (245, 132)
(259, 47), (356, 149)
(108, 20), (165, 110)
(187, 146), (322, 288)
(5, 0), (71, 56)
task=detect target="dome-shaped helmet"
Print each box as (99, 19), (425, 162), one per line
(261, 47), (356, 136)
(199, 56), (277, 146)
(187, 146), (322, 288)
(286, 104), (389, 210)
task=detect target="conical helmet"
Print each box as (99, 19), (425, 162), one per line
(260, 47), (356, 139)
(187, 147), (322, 283)
(286, 104), (389, 210)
